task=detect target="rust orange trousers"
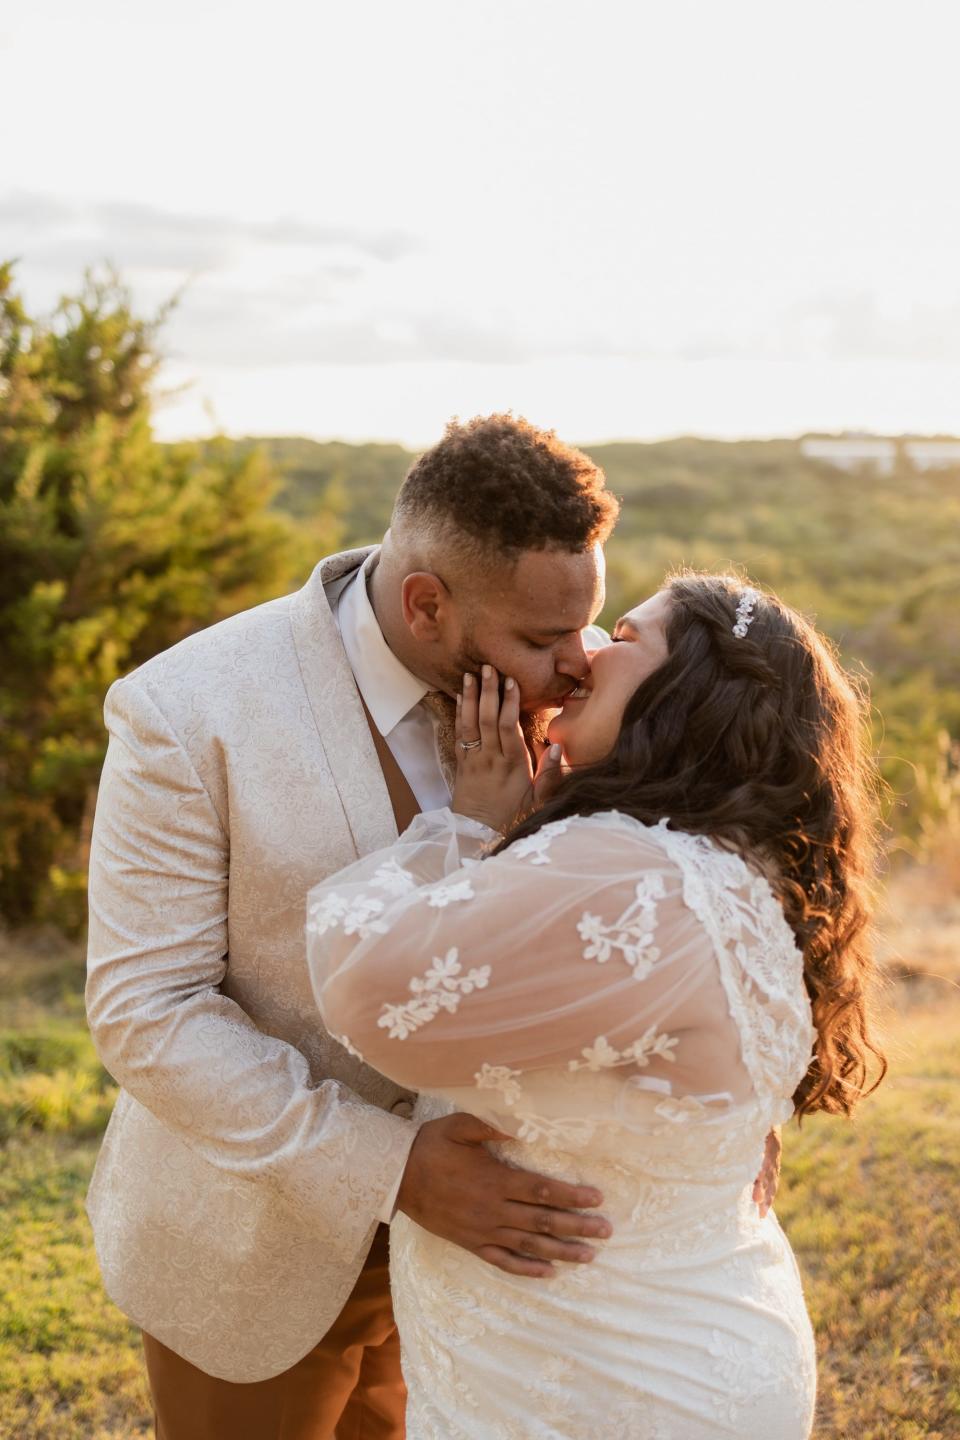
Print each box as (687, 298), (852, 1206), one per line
(142, 1226), (405, 1440)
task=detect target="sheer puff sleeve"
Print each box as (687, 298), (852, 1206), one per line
(307, 809), (775, 1119)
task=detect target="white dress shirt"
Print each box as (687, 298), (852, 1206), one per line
(335, 552), (452, 812)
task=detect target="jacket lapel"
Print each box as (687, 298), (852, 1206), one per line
(289, 547), (399, 859)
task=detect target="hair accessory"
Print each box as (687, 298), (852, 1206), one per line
(732, 587), (759, 639)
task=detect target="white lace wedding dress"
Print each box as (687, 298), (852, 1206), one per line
(307, 809), (818, 1439)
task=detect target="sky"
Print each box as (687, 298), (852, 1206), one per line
(2, 0), (959, 447)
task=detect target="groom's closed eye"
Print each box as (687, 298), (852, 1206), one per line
(524, 628), (578, 649)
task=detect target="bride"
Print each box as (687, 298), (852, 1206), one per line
(305, 571), (885, 1440)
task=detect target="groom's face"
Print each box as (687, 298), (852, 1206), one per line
(443, 545), (606, 713)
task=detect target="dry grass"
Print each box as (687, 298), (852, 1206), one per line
(877, 838), (960, 1001)
(778, 997), (960, 1439)
(773, 843), (960, 1439)
(1, 853), (959, 1438)
(0, 930), (149, 1439)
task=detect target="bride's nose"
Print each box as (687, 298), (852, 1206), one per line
(580, 645), (616, 688)
(578, 651), (601, 687)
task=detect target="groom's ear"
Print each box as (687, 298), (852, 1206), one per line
(401, 572), (455, 641)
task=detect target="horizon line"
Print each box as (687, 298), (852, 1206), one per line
(160, 427), (960, 451)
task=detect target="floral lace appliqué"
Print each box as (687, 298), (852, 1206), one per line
(568, 1026), (678, 1073)
(425, 877), (475, 908)
(378, 949), (491, 1040)
(648, 821), (814, 1105)
(654, 1094), (711, 1125)
(369, 858), (417, 897)
(708, 1329), (781, 1425)
(577, 871), (665, 977)
(307, 891), (388, 940)
(473, 1066), (595, 1149)
(331, 1031), (365, 1062)
(511, 819), (571, 866)
(515, 1111), (596, 1148)
(474, 1063), (523, 1106)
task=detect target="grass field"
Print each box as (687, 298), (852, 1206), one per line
(2, 854), (959, 1440)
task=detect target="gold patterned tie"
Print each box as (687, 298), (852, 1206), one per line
(420, 690), (459, 794)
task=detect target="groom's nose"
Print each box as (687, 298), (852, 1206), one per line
(554, 631), (590, 680)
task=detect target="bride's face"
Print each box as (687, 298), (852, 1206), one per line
(547, 590), (672, 765)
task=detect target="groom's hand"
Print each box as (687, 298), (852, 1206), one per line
(395, 1112), (612, 1278)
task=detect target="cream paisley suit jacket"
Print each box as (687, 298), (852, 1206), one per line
(85, 547), (418, 1383)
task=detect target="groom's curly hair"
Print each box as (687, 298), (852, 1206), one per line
(500, 570), (887, 1120)
(392, 414), (619, 562)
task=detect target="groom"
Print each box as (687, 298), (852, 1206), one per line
(85, 414), (626, 1439)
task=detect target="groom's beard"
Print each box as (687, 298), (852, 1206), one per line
(521, 708), (552, 753)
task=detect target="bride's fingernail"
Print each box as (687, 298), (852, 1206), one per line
(456, 693), (462, 706)
(482, 664), (492, 680)
(463, 673), (473, 688)
(550, 743), (562, 759)
(505, 677), (515, 691)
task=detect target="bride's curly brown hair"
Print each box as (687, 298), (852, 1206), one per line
(501, 570), (887, 1118)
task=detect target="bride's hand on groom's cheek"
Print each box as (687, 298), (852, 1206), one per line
(395, 1112), (612, 1278)
(452, 665), (564, 832)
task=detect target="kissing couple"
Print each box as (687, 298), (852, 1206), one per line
(85, 414), (884, 1439)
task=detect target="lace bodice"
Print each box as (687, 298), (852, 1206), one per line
(307, 809), (815, 1164)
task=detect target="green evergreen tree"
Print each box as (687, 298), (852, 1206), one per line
(0, 265), (327, 930)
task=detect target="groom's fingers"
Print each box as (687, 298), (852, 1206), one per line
(497, 677), (528, 764)
(477, 664), (501, 750)
(475, 1245), (556, 1280)
(396, 1113), (612, 1279)
(458, 672), (480, 745)
(508, 1168), (605, 1215)
(447, 1114), (607, 1219)
(495, 1229), (598, 1266)
(502, 1201), (611, 1243)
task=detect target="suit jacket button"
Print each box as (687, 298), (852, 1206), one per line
(390, 1099), (414, 1119)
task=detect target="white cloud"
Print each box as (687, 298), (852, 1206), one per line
(1, 191), (416, 273)
(771, 293), (960, 365)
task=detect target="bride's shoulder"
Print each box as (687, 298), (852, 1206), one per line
(507, 810), (681, 872)
(513, 811), (760, 891)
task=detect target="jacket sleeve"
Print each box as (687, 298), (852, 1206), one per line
(86, 677), (416, 1255)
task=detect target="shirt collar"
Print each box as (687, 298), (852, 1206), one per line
(336, 552), (431, 737)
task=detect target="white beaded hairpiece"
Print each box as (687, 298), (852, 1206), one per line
(732, 587), (759, 639)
